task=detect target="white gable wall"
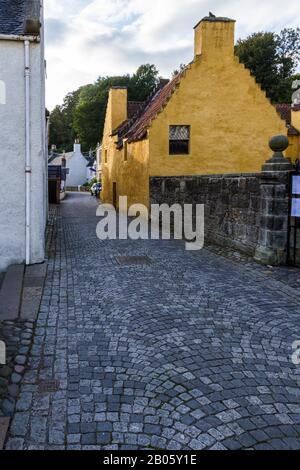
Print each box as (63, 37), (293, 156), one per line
(0, 39), (46, 272)
(66, 143), (88, 187)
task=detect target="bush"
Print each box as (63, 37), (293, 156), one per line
(80, 178), (98, 192)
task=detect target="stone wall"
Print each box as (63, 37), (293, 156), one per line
(150, 172), (290, 263)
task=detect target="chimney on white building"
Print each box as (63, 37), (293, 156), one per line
(74, 139), (81, 153)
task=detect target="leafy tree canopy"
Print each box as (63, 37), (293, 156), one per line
(235, 28), (300, 103)
(49, 64), (161, 153)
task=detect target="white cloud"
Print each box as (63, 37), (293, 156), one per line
(44, 0), (300, 109)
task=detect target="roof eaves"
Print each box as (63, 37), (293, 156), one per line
(288, 125), (300, 136)
(124, 68), (188, 145)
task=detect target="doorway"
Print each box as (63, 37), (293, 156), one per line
(113, 182), (117, 209)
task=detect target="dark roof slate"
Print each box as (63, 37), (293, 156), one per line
(0, 0), (40, 36)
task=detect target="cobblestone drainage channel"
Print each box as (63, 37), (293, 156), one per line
(116, 256), (152, 266)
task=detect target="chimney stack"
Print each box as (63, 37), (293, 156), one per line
(194, 14), (236, 59)
(108, 87), (128, 133)
(74, 140), (81, 153)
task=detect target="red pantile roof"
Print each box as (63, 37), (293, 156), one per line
(127, 101), (144, 119)
(276, 104), (291, 124)
(276, 103), (300, 136)
(113, 71), (184, 148)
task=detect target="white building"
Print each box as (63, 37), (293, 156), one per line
(49, 141), (89, 188)
(96, 145), (102, 182)
(0, 0), (47, 272)
(86, 158), (97, 182)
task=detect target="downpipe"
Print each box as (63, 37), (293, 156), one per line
(24, 40), (31, 266)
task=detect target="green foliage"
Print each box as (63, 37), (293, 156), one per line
(235, 28), (300, 103)
(49, 89), (81, 153)
(89, 177), (98, 187)
(80, 177), (98, 192)
(49, 64), (161, 153)
(128, 64), (160, 101)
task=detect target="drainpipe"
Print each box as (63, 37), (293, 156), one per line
(24, 40), (31, 265)
(0, 5), (41, 267)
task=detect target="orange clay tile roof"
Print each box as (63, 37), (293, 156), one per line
(113, 72), (183, 148)
(276, 104), (292, 124)
(276, 104), (300, 136)
(127, 101), (144, 119)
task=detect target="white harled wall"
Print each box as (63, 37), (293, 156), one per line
(66, 143), (88, 187)
(0, 39), (46, 272)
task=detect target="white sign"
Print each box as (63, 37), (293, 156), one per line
(292, 176), (300, 195)
(291, 198), (300, 218)
(0, 80), (6, 105)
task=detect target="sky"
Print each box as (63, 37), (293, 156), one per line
(44, 0), (300, 110)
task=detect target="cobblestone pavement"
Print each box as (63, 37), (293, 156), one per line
(5, 193), (300, 450)
(0, 320), (35, 418)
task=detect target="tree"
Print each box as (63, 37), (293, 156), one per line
(235, 28), (300, 103)
(128, 64), (160, 101)
(49, 64), (162, 153)
(49, 89), (81, 153)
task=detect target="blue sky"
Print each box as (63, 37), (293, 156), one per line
(44, 0), (300, 109)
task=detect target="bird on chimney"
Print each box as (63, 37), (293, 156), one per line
(209, 12), (216, 18)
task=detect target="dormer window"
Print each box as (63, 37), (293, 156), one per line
(169, 125), (190, 155)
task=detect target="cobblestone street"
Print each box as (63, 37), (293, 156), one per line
(5, 192), (300, 450)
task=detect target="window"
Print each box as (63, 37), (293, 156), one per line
(169, 125), (190, 155)
(104, 149), (108, 164)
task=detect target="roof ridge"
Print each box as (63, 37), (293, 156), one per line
(114, 66), (190, 147)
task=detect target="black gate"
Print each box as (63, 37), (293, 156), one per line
(287, 164), (300, 266)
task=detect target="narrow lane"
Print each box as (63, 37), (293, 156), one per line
(5, 192), (300, 450)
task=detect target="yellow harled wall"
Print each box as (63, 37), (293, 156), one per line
(102, 18), (292, 210)
(149, 20), (287, 176)
(101, 88), (150, 208)
(286, 135), (300, 162)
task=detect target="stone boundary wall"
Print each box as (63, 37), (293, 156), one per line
(150, 172), (290, 263)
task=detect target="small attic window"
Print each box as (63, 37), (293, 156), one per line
(169, 125), (190, 155)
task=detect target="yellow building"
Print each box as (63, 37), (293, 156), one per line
(101, 14), (300, 209)
(276, 104), (300, 162)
